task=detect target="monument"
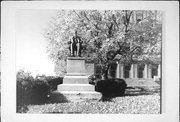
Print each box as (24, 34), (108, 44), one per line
(68, 31), (83, 57)
(53, 31), (101, 102)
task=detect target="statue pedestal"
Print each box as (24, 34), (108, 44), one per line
(52, 57), (102, 102)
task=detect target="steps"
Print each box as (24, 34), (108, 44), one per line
(51, 57), (102, 102)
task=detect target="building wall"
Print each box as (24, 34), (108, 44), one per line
(113, 62), (161, 79)
(86, 62), (161, 80)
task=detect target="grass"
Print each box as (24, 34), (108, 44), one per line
(17, 86), (161, 114)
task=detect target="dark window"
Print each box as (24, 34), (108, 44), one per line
(109, 63), (117, 78)
(138, 64), (144, 78)
(152, 65), (158, 78)
(124, 65), (130, 78)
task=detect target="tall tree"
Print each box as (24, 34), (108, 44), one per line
(44, 10), (162, 78)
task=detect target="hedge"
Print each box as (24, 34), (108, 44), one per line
(16, 70), (63, 107)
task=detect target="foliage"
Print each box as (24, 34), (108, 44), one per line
(35, 75), (63, 91)
(88, 74), (101, 85)
(95, 78), (127, 97)
(16, 69), (63, 107)
(17, 69), (34, 106)
(44, 10), (162, 78)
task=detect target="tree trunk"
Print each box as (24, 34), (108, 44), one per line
(102, 70), (108, 80)
(101, 64), (110, 80)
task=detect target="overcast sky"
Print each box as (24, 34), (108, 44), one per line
(16, 10), (58, 76)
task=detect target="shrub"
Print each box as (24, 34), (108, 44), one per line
(95, 78), (127, 97)
(88, 74), (101, 85)
(35, 75), (63, 91)
(31, 80), (50, 104)
(16, 69), (34, 106)
(17, 70), (61, 106)
(46, 77), (63, 91)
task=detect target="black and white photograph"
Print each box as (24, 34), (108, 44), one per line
(1, 1), (179, 122)
(16, 9), (162, 114)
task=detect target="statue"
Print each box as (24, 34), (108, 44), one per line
(68, 31), (83, 57)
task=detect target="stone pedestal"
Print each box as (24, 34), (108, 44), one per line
(53, 57), (101, 102)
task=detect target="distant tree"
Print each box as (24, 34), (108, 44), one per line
(44, 10), (162, 79)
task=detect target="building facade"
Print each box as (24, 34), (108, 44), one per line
(86, 58), (161, 81)
(111, 62), (161, 80)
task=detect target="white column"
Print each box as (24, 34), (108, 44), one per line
(130, 64), (138, 78)
(116, 62), (120, 78)
(130, 64), (134, 78)
(143, 64), (148, 79)
(119, 64), (124, 78)
(134, 64), (138, 78)
(148, 64), (152, 79)
(158, 64), (161, 78)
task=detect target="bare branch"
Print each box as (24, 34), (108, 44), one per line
(73, 10), (81, 19)
(94, 23), (102, 31)
(82, 11), (90, 22)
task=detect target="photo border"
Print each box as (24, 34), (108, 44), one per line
(1, 1), (179, 122)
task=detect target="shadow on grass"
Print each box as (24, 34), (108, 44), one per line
(99, 86), (160, 102)
(48, 91), (69, 104)
(30, 91), (69, 105)
(124, 86), (160, 96)
(17, 91), (69, 113)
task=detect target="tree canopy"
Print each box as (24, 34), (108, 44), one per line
(44, 10), (162, 77)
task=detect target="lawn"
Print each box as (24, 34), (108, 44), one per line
(18, 86), (160, 114)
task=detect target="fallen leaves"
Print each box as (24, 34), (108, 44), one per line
(26, 91), (160, 114)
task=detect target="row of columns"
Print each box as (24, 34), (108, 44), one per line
(116, 62), (161, 79)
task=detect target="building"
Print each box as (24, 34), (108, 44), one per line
(109, 61), (161, 80)
(85, 57), (161, 82)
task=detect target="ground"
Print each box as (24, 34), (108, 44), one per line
(19, 86), (160, 114)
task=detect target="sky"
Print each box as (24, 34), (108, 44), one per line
(16, 10), (58, 76)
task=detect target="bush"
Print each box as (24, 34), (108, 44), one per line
(17, 70), (34, 106)
(17, 70), (63, 106)
(35, 75), (63, 92)
(31, 80), (50, 104)
(95, 78), (127, 97)
(88, 74), (101, 85)
(46, 77), (63, 91)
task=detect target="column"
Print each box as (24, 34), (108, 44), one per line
(116, 62), (120, 78)
(130, 64), (134, 78)
(119, 64), (124, 78)
(143, 64), (148, 78)
(134, 64), (138, 78)
(147, 64), (152, 78)
(130, 64), (138, 78)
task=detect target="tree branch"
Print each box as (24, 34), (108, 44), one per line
(73, 10), (81, 19)
(83, 11), (90, 22)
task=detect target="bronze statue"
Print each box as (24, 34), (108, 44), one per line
(68, 31), (83, 57)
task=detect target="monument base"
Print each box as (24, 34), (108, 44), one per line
(51, 57), (102, 102)
(63, 75), (89, 84)
(51, 90), (102, 102)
